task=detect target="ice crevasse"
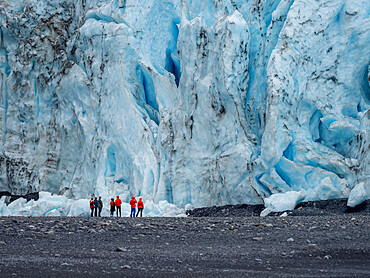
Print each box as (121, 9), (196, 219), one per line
(0, 0), (368, 216)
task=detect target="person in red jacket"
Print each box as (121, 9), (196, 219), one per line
(115, 196), (122, 217)
(129, 196), (137, 217)
(136, 198), (144, 217)
(89, 198), (94, 217)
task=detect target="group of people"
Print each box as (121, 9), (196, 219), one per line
(89, 196), (144, 217)
(89, 196), (104, 217)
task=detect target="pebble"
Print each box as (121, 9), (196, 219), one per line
(265, 224), (273, 227)
(280, 212), (288, 217)
(0, 241), (6, 245)
(287, 238), (294, 242)
(324, 255), (332, 260)
(115, 247), (127, 252)
(253, 237), (263, 241)
(121, 265), (131, 269)
(307, 244), (320, 252)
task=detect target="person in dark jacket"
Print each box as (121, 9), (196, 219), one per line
(89, 198), (94, 217)
(97, 196), (103, 217)
(94, 197), (98, 217)
(110, 198), (115, 217)
(129, 196), (137, 217)
(136, 198), (144, 217)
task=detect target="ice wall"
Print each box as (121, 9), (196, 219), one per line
(0, 0), (368, 213)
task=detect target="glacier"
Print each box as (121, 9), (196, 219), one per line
(0, 0), (369, 216)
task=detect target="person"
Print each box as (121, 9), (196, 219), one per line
(115, 196), (122, 217)
(136, 197), (144, 217)
(97, 196), (103, 217)
(89, 198), (94, 217)
(129, 196), (137, 217)
(110, 198), (115, 217)
(94, 197), (98, 217)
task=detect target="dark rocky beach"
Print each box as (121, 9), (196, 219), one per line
(0, 200), (369, 277)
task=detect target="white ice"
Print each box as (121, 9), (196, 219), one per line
(0, 192), (185, 217)
(347, 182), (369, 208)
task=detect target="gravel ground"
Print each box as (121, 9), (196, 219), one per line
(186, 199), (370, 217)
(0, 202), (369, 277)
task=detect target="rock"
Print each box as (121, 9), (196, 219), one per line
(115, 247), (127, 252)
(324, 255), (332, 260)
(0, 241), (6, 245)
(121, 265), (131, 269)
(307, 244), (320, 252)
(280, 212), (288, 217)
(253, 237), (263, 241)
(287, 238), (294, 242)
(265, 224), (273, 227)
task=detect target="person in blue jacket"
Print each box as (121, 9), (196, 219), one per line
(94, 197), (98, 217)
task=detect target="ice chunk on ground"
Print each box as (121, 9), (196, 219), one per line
(260, 208), (272, 217)
(263, 176), (351, 214)
(347, 182), (369, 207)
(264, 191), (305, 212)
